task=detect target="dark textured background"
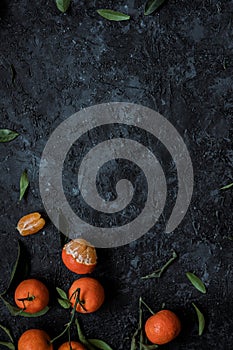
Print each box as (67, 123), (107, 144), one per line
(0, 0), (233, 349)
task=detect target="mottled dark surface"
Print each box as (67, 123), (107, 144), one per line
(0, 0), (233, 349)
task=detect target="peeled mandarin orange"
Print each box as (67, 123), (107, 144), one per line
(62, 238), (97, 274)
(18, 329), (53, 350)
(145, 309), (181, 345)
(68, 277), (104, 313)
(58, 341), (86, 350)
(17, 212), (45, 236)
(14, 279), (49, 313)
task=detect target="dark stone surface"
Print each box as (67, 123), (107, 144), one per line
(0, 0), (233, 349)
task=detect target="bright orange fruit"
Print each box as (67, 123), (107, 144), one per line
(62, 238), (97, 274)
(18, 329), (53, 350)
(58, 341), (86, 350)
(68, 277), (104, 313)
(14, 279), (49, 313)
(17, 212), (45, 236)
(145, 310), (181, 345)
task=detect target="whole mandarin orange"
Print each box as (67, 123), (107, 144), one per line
(58, 341), (86, 350)
(145, 310), (181, 345)
(14, 279), (49, 313)
(68, 277), (104, 313)
(62, 238), (97, 274)
(18, 329), (53, 350)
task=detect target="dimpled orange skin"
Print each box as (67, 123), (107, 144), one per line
(14, 279), (49, 313)
(62, 238), (97, 274)
(145, 310), (181, 345)
(58, 341), (86, 350)
(69, 277), (104, 313)
(17, 212), (45, 236)
(18, 329), (53, 350)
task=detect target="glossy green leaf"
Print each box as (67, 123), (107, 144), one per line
(97, 9), (130, 21)
(19, 170), (29, 200)
(220, 182), (233, 190)
(88, 339), (113, 350)
(58, 298), (70, 309)
(0, 296), (49, 317)
(186, 272), (206, 294)
(142, 250), (178, 279)
(56, 0), (70, 13)
(0, 129), (19, 143)
(192, 303), (205, 336)
(0, 324), (14, 342)
(56, 287), (68, 300)
(0, 341), (15, 350)
(144, 0), (166, 15)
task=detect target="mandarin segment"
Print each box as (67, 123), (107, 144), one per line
(17, 212), (45, 236)
(62, 238), (97, 274)
(68, 277), (104, 313)
(145, 310), (181, 345)
(14, 279), (49, 313)
(58, 341), (86, 350)
(18, 329), (53, 350)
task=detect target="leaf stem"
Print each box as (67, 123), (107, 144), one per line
(142, 250), (178, 279)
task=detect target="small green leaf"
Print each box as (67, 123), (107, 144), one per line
(56, 0), (70, 13)
(142, 250), (178, 279)
(0, 324), (14, 342)
(58, 298), (70, 309)
(186, 272), (206, 294)
(56, 287), (68, 300)
(19, 170), (29, 201)
(144, 0), (166, 15)
(0, 129), (19, 143)
(88, 339), (113, 350)
(192, 303), (205, 336)
(140, 344), (159, 349)
(220, 182), (233, 190)
(0, 296), (49, 317)
(0, 341), (15, 350)
(97, 9), (130, 21)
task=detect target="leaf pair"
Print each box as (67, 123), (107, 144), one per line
(97, 0), (166, 21)
(56, 287), (71, 309)
(186, 272), (206, 336)
(0, 324), (15, 350)
(76, 319), (113, 350)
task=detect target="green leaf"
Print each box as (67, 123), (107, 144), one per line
(88, 339), (113, 350)
(56, 287), (68, 300)
(186, 272), (206, 294)
(58, 298), (70, 309)
(192, 303), (205, 336)
(19, 170), (29, 201)
(75, 319), (96, 350)
(0, 325), (14, 342)
(142, 250), (178, 279)
(56, 0), (70, 13)
(220, 182), (233, 190)
(0, 341), (15, 350)
(97, 9), (130, 21)
(140, 344), (159, 349)
(0, 296), (49, 317)
(0, 129), (19, 143)
(144, 0), (166, 15)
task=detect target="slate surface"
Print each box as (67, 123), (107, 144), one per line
(0, 0), (233, 349)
